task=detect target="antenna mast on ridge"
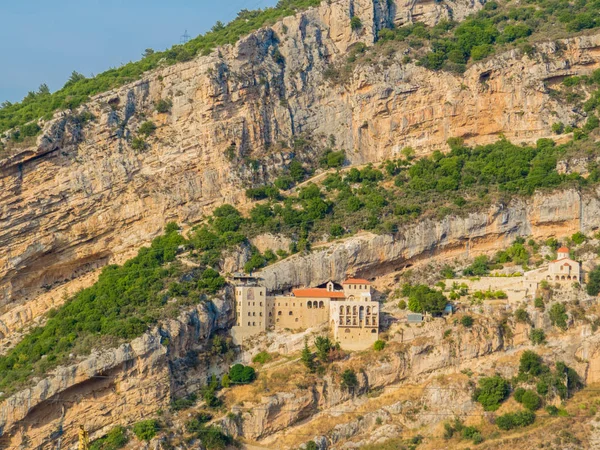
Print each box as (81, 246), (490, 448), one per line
(180, 30), (191, 44)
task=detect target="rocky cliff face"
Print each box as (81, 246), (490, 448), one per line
(2, 0), (600, 317)
(0, 296), (232, 449)
(258, 188), (597, 292)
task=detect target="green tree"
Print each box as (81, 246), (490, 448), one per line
(341, 369), (359, 390)
(474, 376), (510, 411)
(519, 350), (543, 376)
(374, 340), (386, 351)
(229, 364), (256, 384)
(405, 284), (448, 314)
(301, 339), (315, 372)
(587, 266), (600, 296)
(549, 303), (568, 330)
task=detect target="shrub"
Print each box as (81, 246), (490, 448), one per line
(519, 350), (543, 376)
(496, 410), (535, 430)
(374, 340), (386, 351)
(321, 149), (345, 168)
(529, 329), (546, 345)
(131, 136), (147, 151)
(404, 284), (448, 314)
(587, 266), (600, 296)
(514, 387), (526, 403)
(461, 315), (474, 327)
(549, 303), (568, 330)
(534, 297), (545, 309)
(515, 308), (529, 323)
(571, 232), (587, 245)
(552, 122), (565, 134)
(398, 299), (407, 310)
(350, 16), (363, 31)
(305, 442), (319, 450)
(90, 426), (128, 450)
(474, 376), (510, 411)
(440, 265), (456, 278)
(520, 390), (541, 410)
(138, 121), (157, 137)
(155, 98), (172, 113)
(132, 420), (159, 442)
(341, 369), (359, 390)
(228, 364), (256, 384)
(252, 351), (272, 364)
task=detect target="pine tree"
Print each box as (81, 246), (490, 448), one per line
(301, 339), (315, 372)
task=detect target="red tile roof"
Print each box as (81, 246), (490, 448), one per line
(342, 278), (371, 285)
(557, 247), (569, 252)
(292, 288), (346, 298)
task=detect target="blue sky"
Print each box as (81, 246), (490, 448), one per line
(0, 0), (278, 103)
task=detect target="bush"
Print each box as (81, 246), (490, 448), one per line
(529, 328), (546, 345)
(132, 420), (159, 442)
(519, 350), (543, 376)
(90, 426), (128, 450)
(341, 369), (359, 390)
(404, 284), (448, 314)
(515, 308), (529, 323)
(350, 16), (363, 30)
(252, 351), (273, 364)
(321, 149), (345, 168)
(474, 376), (510, 411)
(398, 299), (407, 310)
(461, 315), (474, 328)
(228, 364), (256, 384)
(305, 442), (319, 450)
(571, 232), (587, 245)
(552, 122), (565, 134)
(496, 410), (535, 430)
(138, 121), (157, 137)
(520, 390), (541, 410)
(374, 340), (386, 351)
(155, 98), (172, 113)
(549, 303), (568, 330)
(534, 297), (545, 309)
(587, 266), (600, 296)
(131, 136), (147, 151)
(514, 387), (526, 403)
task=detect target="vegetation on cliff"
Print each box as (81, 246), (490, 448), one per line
(241, 135), (600, 246)
(0, 0), (322, 135)
(0, 223), (228, 397)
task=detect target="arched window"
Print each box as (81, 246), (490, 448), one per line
(359, 306), (364, 320)
(346, 306), (351, 315)
(340, 305), (344, 314)
(345, 328), (351, 333)
(278, 311), (282, 316)
(353, 306), (357, 315)
(289, 311), (293, 315)
(371, 329), (377, 333)
(367, 306), (371, 315)
(319, 301), (324, 309)
(307, 301), (312, 309)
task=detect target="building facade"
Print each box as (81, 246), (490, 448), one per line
(231, 277), (379, 350)
(546, 247), (581, 282)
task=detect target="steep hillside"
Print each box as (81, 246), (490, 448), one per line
(3, 0), (600, 448)
(4, 0), (600, 311)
